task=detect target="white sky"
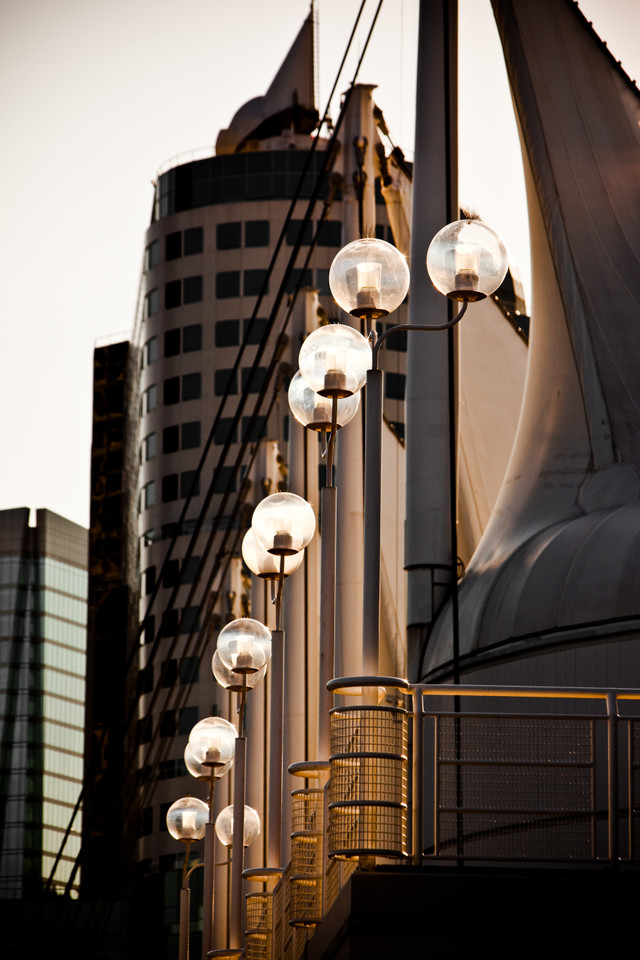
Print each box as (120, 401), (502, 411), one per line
(1, 0), (638, 530)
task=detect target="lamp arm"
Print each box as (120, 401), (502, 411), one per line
(372, 300), (468, 369)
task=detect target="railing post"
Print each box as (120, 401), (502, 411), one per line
(411, 686), (424, 866)
(606, 691), (619, 866)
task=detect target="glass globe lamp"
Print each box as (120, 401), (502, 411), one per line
(241, 528), (304, 581)
(188, 716), (237, 768)
(298, 324), (371, 399)
(251, 492), (316, 556)
(328, 237), (410, 321)
(184, 741), (233, 781)
(426, 219), (509, 301)
(215, 804), (262, 848)
(288, 370), (360, 431)
(216, 617), (272, 675)
(166, 796), (209, 842)
(212, 646), (268, 692)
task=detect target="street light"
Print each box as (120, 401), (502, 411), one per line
(166, 796), (209, 960)
(215, 804), (262, 849)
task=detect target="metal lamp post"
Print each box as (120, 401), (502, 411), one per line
(166, 796), (209, 960)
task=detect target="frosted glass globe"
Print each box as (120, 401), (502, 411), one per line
(251, 492), (316, 556)
(211, 646), (268, 691)
(298, 324), (371, 399)
(426, 219), (509, 301)
(288, 370), (360, 431)
(166, 796), (208, 842)
(216, 617), (272, 675)
(329, 237), (410, 320)
(188, 716), (237, 767)
(215, 804), (261, 848)
(241, 528), (304, 581)
(184, 741), (233, 781)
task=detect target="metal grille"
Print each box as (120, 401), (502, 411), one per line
(289, 788), (324, 926)
(328, 705), (408, 857)
(433, 713), (596, 861)
(631, 719), (640, 859)
(245, 892), (272, 960)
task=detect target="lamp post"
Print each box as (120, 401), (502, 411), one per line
(166, 796), (209, 960)
(187, 716), (237, 960)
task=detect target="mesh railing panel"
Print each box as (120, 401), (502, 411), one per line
(245, 892), (272, 960)
(433, 714), (597, 861)
(631, 719), (640, 859)
(328, 706), (408, 857)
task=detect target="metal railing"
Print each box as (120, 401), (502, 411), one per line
(256, 680), (640, 960)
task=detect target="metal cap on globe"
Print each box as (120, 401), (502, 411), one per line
(251, 492), (316, 556)
(216, 617), (272, 675)
(298, 324), (371, 399)
(215, 804), (262, 848)
(166, 796), (209, 842)
(329, 237), (410, 321)
(426, 218), (509, 302)
(288, 370), (360, 432)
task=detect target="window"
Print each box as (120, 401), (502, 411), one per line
(144, 432), (157, 460)
(243, 317), (268, 344)
(317, 219), (342, 247)
(163, 377), (180, 406)
(181, 421), (201, 449)
(164, 328), (181, 357)
(179, 705), (199, 735)
(285, 268), (312, 293)
(163, 559), (179, 588)
(385, 327), (407, 351)
(183, 324), (202, 352)
(143, 481), (156, 509)
(143, 615), (155, 645)
(137, 665), (154, 695)
(286, 219), (312, 245)
(180, 471), (200, 498)
(214, 418), (237, 445)
(181, 556), (201, 583)
(242, 415), (267, 442)
(162, 608), (179, 637)
(145, 384), (157, 412)
(183, 275), (203, 304)
(215, 319), (239, 347)
(242, 366), (268, 393)
(144, 336), (158, 366)
(180, 606), (200, 633)
(144, 566), (156, 595)
(163, 425), (179, 454)
(166, 232), (182, 260)
(184, 226), (203, 255)
(162, 474), (179, 502)
(215, 368), (237, 395)
(182, 372), (201, 400)
(160, 710), (177, 737)
(216, 271), (240, 298)
(217, 222), (241, 249)
(245, 220), (269, 247)
(243, 269), (268, 297)
(180, 657), (199, 684)
(165, 279), (181, 309)
(141, 807), (153, 834)
(145, 288), (159, 318)
(315, 269), (331, 296)
(385, 372), (406, 400)
(213, 466), (236, 493)
(146, 240), (160, 269)
(160, 659), (178, 687)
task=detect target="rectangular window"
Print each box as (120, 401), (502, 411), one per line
(146, 240), (160, 269)
(143, 614), (155, 645)
(166, 231), (182, 260)
(184, 226), (203, 255)
(182, 324), (202, 352)
(285, 268), (312, 293)
(181, 555), (201, 583)
(286, 219), (312, 245)
(242, 415), (267, 442)
(145, 288), (159, 318)
(164, 328), (181, 357)
(160, 710), (177, 737)
(163, 377), (180, 406)
(183, 275), (203, 304)
(144, 432), (157, 460)
(161, 608), (179, 637)
(146, 384), (158, 412)
(317, 219), (342, 247)
(182, 372), (201, 400)
(216, 271), (241, 299)
(180, 657), (199, 684)
(243, 317), (268, 344)
(163, 559), (179, 588)
(178, 705), (199, 735)
(163, 425), (179, 454)
(315, 269), (331, 296)
(143, 481), (156, 509)
(165, 279), (181, 309)
(144, 336), (158, 365)
(181, 421), (201, 449)
(213, 466), (237, 493)
(214, 418), (237, 444)
(162, 474), (179, 502)
(215, 368), (237, 395)
(217, 222), (242, 249)
(144, 566), (156, 596)
(243, 269), (268, 297)
(245, 220), (269, 247)
(215, 319), (239, 347)
(160, 659), (178, 687)
(180, 471), (200, 498)
(385, 372), (406, 400)
(180, 606), (200, 634)
(242, 366), (268, 393)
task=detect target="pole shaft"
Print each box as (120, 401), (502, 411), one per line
(202, 823), (215, 960)
(267, 628), (284, 866)
(362, 367), (383, 676)
(230, 736), (247, 948)
(318, 484), (337, 759)
(180, 886), (191, 960)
